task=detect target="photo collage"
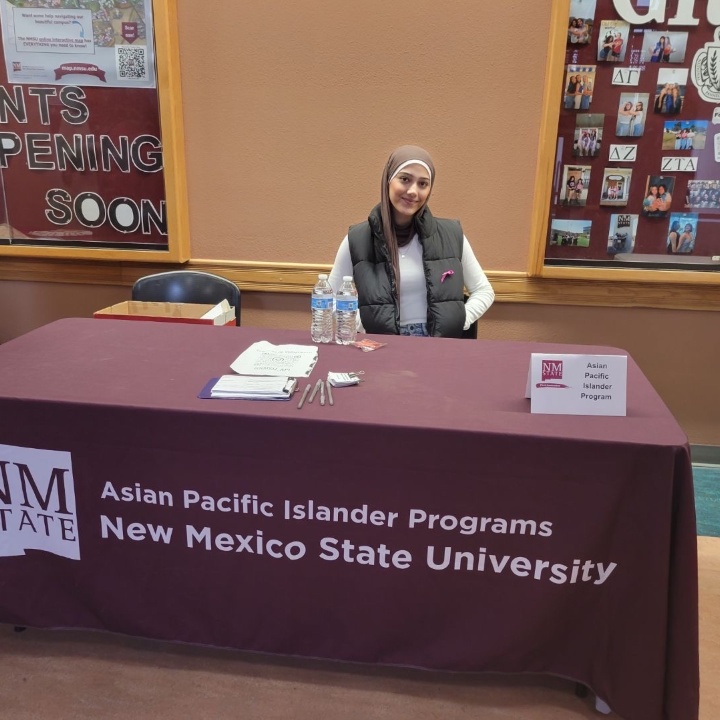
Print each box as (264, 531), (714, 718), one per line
(549, 0), (718, 265)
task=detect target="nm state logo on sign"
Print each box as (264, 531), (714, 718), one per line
(542, 360), (564, 382)
(537, 360), (569, 389)
(0, 444), (79, 560)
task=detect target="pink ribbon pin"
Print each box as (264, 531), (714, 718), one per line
(440, 270), (455, 283)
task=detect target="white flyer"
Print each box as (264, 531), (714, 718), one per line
(0, 0), (157, 88)
(230, 341), (318, 378)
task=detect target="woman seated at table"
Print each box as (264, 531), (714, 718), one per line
(329, 145), (495, 337)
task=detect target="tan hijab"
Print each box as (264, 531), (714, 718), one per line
(379, 145), (435, 295)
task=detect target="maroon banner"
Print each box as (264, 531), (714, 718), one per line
(0, 34), (168, 251)
(121, 23), (139, 44)
(54, 64), (108, 82)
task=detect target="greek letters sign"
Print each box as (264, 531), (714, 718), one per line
(527, 353), (628, 416)
(0, 443), (79, 560)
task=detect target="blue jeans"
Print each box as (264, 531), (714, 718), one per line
(399, 323), (429, 337)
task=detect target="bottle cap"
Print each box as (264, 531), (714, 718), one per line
(318, 273), (328, 279)
(342, 275), (353, 281)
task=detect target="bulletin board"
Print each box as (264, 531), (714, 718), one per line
(0, 0), (188, 262)
(529, 0), (720, 284)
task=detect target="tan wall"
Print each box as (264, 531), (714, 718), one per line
(0, 0), (718, 445)
(178, 0), (548, 269)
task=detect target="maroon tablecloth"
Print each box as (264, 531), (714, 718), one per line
(0, 319), (698, 720)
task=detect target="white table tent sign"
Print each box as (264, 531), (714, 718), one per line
(526, 353), (628, 416)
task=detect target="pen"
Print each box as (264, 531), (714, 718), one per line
(326, 381), (334, 406)
(297, 383), (311, 409)
(308, 378), (322, 404)
(320, 381), (325, 406)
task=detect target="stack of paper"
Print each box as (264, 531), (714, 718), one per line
(230, 341), (318, 377)
(200, 300), (236, 325)
(210, 375), (297, 400)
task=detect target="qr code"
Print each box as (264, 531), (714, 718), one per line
(116, 45), (148, 81)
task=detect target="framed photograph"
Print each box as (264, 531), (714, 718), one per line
(600, 168), (632, 207)
(686, 180), (720, 209)
(653, 68), (688, 115)
(641, 30), (689, 65)
(549, 219), (592, 248)
(666, 213), (699, 254)
(661, 120), (708, 150)
(561, 165), (591, 206)
(531, 0), (720, 281)
(641, 175), (675, 218)
(597, 19), (630, 62)
(616, 93), (649, 137)
(606, 213), (638, 255)
(568, 0), (596, 45)
(563, 64), (597, 111)
(573, 114), (604, 157)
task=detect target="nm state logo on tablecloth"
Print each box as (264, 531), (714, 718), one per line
(0, 444), (79, 560)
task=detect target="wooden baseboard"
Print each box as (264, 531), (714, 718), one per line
(691, 445), (720, 466)
(0, 257), (719, 312)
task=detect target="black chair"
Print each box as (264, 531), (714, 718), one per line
(132, 271), (241, 326)
(461, 294), (478, 339)
(461, 320), (478, 340)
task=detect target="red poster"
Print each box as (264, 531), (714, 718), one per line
(0, 1), (168, 251)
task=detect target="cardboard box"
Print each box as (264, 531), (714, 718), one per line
(94, 300), (236, 326)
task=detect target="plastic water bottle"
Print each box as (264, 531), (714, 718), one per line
(335, 276), (358, 345)
(311, 273), (334, 343)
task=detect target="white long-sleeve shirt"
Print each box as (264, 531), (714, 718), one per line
(329, 233), (494, 332)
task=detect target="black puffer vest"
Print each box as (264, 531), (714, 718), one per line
(348, 205), (465, 337)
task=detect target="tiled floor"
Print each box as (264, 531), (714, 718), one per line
(694, 464), (720, 537)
